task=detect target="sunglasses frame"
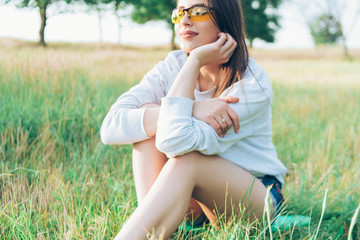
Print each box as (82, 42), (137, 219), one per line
(171, 5), (214, 24)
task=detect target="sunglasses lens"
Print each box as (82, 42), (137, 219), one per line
(190, 7), (211, 21)
(171, 6), (211, 24)
(190, 7), (207, 16)
(171, 9), (183, 24)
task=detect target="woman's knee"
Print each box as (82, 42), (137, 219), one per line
(132, 137), (167, 161)
(164, 152), (200, 178)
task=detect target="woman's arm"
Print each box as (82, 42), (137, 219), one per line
(121, 33), (238, 141)
(141, 96), (240, 138)
(167, 33), (235, 98)
(100, 52), (182, 145)
(156, 59), (273, 157)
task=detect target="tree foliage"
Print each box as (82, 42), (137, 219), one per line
(130, 0), (176, 49)
(83, 0), (127, 9)
(3, 0), (74, 46)
(242, 0), (282, 47)
(130, 0), (174, 24)
(310, 14), (342, 45)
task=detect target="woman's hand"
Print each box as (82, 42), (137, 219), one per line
(193, 96), (240, 137)
(188, 33), (238, 67)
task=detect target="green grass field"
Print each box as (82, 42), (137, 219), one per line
(1, 39), (359, 239)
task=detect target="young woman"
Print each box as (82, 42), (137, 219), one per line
(100, 0), (287, 238)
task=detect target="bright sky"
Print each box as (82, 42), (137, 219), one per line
(0, 2), (359, 48)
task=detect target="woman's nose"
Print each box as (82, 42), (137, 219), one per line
(180, 12), (192, 25)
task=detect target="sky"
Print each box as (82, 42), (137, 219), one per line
(0, 1), (359, 48)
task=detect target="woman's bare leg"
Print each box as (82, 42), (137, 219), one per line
(132, 137), (168, 204)
(132, 137), (205, 219)
(116, 151), (268, 240)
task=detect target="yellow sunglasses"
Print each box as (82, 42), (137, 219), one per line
(171, 5), (214, 24)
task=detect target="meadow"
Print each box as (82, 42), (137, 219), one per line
(0, 38), (359, 239)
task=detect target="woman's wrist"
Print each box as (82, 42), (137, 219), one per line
(187, 54), (202, 69)
(143, 107), (160, 137)
(166, 57), (200, 98)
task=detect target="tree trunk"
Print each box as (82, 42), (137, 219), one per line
(171, 27), (176, 50)
(39, 6), (47, 47)
(341, 36), (349, 58)
(115, 11), (122, 44)
(337, 22), (349, 58)
(249, 38), (253, 48)
(97, 8), (103, 43)
(340, 33), (349, 58)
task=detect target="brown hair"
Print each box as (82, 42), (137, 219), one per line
(204, 0), (249, 97)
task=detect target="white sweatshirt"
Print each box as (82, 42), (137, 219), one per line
(100, 50), (287, 183)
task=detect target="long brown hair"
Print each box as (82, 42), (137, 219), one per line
(204, 0), (249, 97)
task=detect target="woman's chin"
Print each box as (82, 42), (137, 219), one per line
(180, 43), (200, 54)
(180, 46), (193, 54)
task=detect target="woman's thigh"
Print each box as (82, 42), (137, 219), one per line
(175, 151), (268, 219)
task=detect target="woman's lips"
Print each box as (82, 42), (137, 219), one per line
(180, 30), (199, 39)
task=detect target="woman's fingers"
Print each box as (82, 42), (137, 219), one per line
(220, 96), (240, 133)
(215, 111), (235, 137)
(226, 106), (239, 133)
(213, 113), (232, 137)
(221, 96), (239, 104)
(193, 98), (240, 137)
(219, 113), (233, 136)
(215, 117), (226, 137)
(208, 118), (222, 136)
(219, 33), (237, 62)
(225, 40), (237, 57)
(216, 32), (228, 46)
(222, 34), (235, 50)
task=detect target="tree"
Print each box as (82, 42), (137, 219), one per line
(113, 0), (128, 43)
(310, 14), (342, 45)
(290, 0), (360, 57)
(83, 0), (108, 42)
(242, 0), (283, 47)
(82, 0), (130, 43)
(130, 0), (176, 49)
(3, 0), (74, 46)
(105, 0), (131, 44)
(129, 0), (283, 49)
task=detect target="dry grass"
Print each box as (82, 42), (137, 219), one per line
(0, 38), (359, 239)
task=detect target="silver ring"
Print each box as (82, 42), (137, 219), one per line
(219, 119), (226, 124)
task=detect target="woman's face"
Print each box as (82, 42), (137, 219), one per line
(175, 0), (220, 53)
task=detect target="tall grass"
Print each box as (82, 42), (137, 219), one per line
(0, 39), (359, 239)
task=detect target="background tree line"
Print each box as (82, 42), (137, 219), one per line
(1, 0), (359, 54)
(1, 0), (284, 47)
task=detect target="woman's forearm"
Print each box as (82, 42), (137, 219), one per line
(166, 57), (201, 99)
(142, 106), (161, 137)
(142, 57), (201, 138)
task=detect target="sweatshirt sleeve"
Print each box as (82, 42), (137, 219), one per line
(155, 60), (272, 157)
(100, 51), (184, 145)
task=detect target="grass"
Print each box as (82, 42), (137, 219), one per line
(0, 38), (359, 239)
